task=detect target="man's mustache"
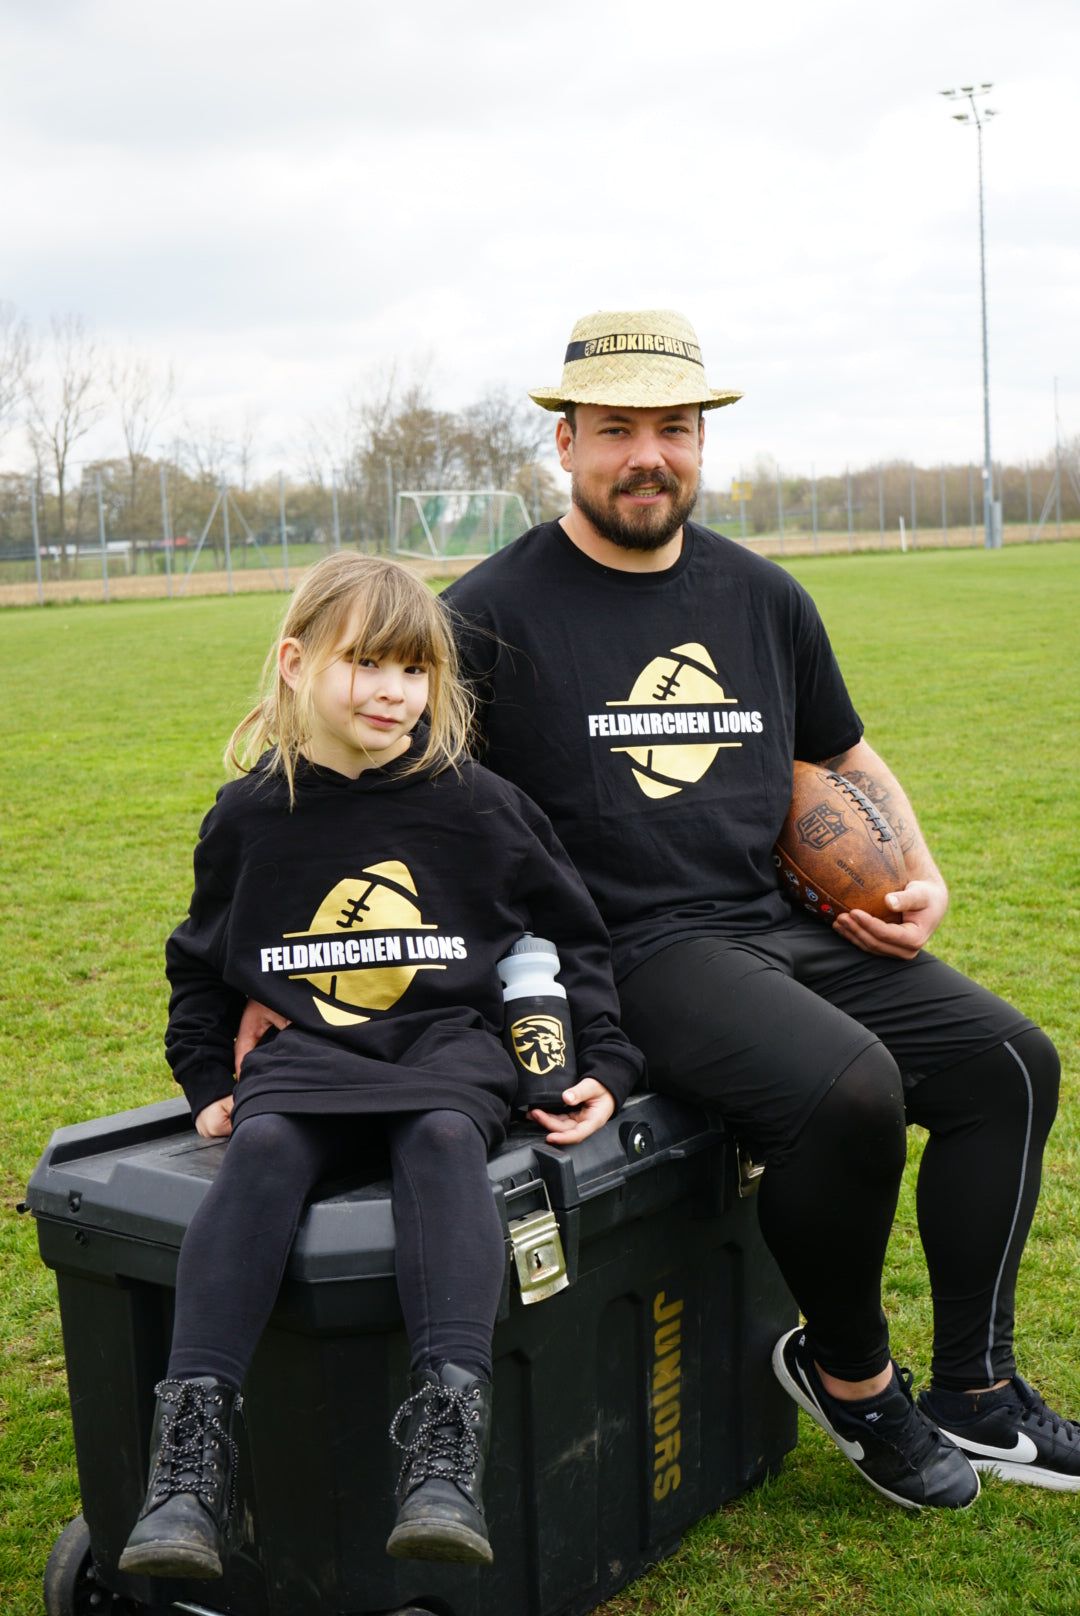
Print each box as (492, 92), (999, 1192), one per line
(611, 469), (681, 497)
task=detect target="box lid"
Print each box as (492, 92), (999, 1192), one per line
(25, 1093), (724, 1282)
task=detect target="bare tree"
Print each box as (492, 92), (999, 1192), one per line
(180, 418), (233, 489)
(108, 349), (175, 568)
(454, 386), (550, 492)
(26, 314), (103, 572)
(310, 367), (556, 554)
(509, 458), (564, 524)
(0, 301), (30, 442)
(343, 364), (449, 549)
(349, 366), (445, 486)
(236, 410), (260, 494)
(300, 404), (356, 490)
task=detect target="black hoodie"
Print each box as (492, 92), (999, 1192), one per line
(165, 737), (644, 1148)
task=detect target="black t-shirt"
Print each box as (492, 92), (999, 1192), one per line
(444, 520), (863, 980)
(165, 744), (644, 1145)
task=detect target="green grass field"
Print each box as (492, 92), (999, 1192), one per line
(2, 544), (1078, 1614)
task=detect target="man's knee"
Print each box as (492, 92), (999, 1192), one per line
(1006, 1026), (1060, 1136)
(908, 1026), (1061, 1143)
(799, 1043), (907, 1168)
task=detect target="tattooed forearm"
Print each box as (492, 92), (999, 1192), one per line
(838, 768), (886, 806)
(843, 771), (919, 854)
(819, 757), (921, 856)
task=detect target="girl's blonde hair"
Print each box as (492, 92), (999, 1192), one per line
(227, 553), (474, 802)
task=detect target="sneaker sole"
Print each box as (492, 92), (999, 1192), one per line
(771, 1331), (979, 1513)
(931, 1430), (1080, 1493)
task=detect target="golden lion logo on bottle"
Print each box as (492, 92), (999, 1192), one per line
(509, 1014), (568, 1076)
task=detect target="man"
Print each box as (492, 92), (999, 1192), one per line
(440, 308), (1074, 1510)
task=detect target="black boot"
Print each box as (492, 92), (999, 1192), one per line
(386, 1362), (494, 1564)
(118, 1377), (239, 1579)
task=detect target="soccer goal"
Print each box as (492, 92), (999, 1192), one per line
(392, 490), (532, 560)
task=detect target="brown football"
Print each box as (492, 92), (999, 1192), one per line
(773, 761), (907, 922)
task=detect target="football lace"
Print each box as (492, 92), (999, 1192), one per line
(825, 772), (895, 843)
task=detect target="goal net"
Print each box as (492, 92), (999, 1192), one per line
(393, 490), (532, 560)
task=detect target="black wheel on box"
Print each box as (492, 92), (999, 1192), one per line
(44, 1515), (142, 1616)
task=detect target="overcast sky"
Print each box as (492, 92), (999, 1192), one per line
(3, 0), (1077, 493)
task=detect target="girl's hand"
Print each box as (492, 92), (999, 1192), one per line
(528, 1078), (615, 1146)
(195, 1095), (235, 1138)
(235, 998), (291, 1076)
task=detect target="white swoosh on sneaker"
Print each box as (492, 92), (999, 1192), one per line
(823, 1427), (867, 1463)
(794, 1362), (866, 1461)
(949, 1431), (1040, 1464)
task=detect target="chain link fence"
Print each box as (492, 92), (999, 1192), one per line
(2, 455), (1078, 607)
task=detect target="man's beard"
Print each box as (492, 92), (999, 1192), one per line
(571, 468), (699, 552)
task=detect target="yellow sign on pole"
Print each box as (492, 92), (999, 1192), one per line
(731, 481), (753, 503)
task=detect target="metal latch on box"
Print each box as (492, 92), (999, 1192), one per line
(738, 1149), (765, 1198)
(505, 1180), (569, 1305)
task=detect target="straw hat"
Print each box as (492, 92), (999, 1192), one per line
(529, 309), (742, 413)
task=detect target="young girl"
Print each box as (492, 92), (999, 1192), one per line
(118, 553), (644, 1581)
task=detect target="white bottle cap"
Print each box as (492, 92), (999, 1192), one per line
(497, 934), (567, 1001)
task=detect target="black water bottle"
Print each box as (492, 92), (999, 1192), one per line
(496, 935), (577, 1112)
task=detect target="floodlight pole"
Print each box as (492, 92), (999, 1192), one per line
(159, 463), (173, 598)
(279, 470), (290, 589)
(96, 472), (110, 603)
(221, 477), (233, 596)
(973, 99), (993, 548)
(31, 478), (43, 605)
(941, 84), (998, 548)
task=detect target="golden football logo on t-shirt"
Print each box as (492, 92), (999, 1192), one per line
(608, 643), (738, 799)
(510, 1014), (567, 1076)
(283, 860), (436, 1028)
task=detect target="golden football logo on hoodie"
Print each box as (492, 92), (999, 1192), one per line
(275, 860), (445, 1028)
(598, 643), (751, 800)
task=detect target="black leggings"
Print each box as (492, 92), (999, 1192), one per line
(168, 1109), (505, 1391)
(756, 1027), (1059, 1386)
(619, 927), (1060, 1390)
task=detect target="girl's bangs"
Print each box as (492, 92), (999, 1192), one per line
(346, 581), (447, 668)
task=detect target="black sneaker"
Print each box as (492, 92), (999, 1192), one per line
(773, 1328), (980, 1510)
(919, 1376), (1080, 1492)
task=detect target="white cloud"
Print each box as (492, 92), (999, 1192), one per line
(2, 0), (1077, 484)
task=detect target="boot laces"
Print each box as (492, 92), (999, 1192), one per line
(148, 1379), (239, 1512)
(390, 1382), (482, 1490)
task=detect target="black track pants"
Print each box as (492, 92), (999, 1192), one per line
(756, 1043), (908, 1381)
(907, 1027), (1059, 1389)
(754, 1028), (1060, 1384)
(619, 924), (1058, 1387)
(168, 1109), (505, 1390)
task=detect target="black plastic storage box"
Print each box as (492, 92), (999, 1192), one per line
(27, 1092), (797, 1616)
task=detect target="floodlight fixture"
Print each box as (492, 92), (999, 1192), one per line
(940, 83), (999, 548)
